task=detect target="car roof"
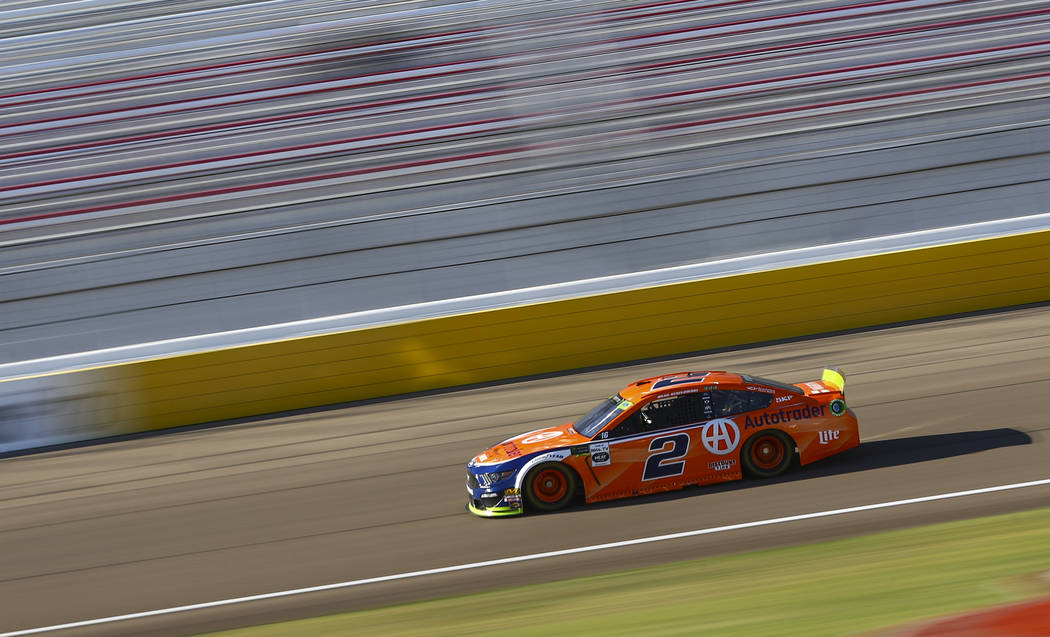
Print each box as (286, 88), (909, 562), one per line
(618, 371), (749, 402)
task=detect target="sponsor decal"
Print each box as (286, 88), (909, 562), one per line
(829, 398), (847, 416)
(708, 459), (736, 471)
(744, 404), (826, 429)
(531, 450), (571, 464)
(521, 430), (563, 445)
(747, 386), (775, 394)
(618, 399), (634, 410)
(513, 450), (573, 490)
(503, 442), (522, 458)
(775, 395), (792, 403)
(819, 430), (840, 445)
(570, 444), (590, 456)
(697, 391), (716, 419)
(504, 494), (522, 505)
(701, 418), (740, 455)
(590, 442), (611, 466)
(642, 433), (690, 480)
(504, 488), (520, 495)
(663, 388), (699, 397)
(477, 453), (488, 462)
(805, 382), (827, 393)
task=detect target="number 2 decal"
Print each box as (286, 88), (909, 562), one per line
(642, 433), (690, 481)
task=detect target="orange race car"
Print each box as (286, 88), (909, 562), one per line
(466, 368), (858, 516)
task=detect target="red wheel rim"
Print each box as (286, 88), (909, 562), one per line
(532, 468), (567, 503)
(750, 434), (786, 470)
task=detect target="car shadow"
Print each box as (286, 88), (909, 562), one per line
(572, 428), (1033, 513)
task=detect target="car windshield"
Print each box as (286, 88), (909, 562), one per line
(574, 394), (628, 437)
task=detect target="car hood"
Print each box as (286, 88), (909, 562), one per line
(472, 422), (587, 466)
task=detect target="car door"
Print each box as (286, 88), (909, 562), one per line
(587, 391), (716, 501)
(692, 389), (773, 479)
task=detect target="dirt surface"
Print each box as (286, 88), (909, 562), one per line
(3, 305), (1050, 636)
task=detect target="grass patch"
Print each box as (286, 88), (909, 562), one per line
(202, 507), (1050, 636)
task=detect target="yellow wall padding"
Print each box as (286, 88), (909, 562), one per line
(42, 229), (1050, 432)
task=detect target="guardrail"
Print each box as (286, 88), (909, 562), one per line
(3, 220), (1048, 453)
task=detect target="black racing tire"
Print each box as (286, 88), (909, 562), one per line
(523, 462), (578, 512)
(741, 429), (796, 478)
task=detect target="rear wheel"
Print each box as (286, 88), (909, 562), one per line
(742, 430), (795, 478)
(523, 462), (577, 512)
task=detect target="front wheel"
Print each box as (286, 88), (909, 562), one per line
(523, 462), (577, 512)
(741, 430), (795, 478)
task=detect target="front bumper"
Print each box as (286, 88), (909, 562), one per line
(467, 499), (523, 517)
(466, 486), (523, 517)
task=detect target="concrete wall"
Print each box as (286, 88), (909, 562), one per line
(4, 226), (1048, 452)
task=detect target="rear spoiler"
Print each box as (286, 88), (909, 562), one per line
(821, 367), (845, 393)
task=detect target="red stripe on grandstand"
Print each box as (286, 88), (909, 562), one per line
(4, 69), (1044, 226)
(0, 28), (485, 102)
(621, 7), (1050, 75)
(0, 85), (507, 162)
(0, 62), (504, 136)
(598, 0), (756, 21)
(9, 2), (1036, 163)
(0, 0), (704, 105)
(1, 0), (998, 134)
(599, 0), (741, 13)
(0, 36), (488, 110)
(598, 0), (962, 23)
(0, 146), (527, 224)
(649, 70), (1050, 134)
(611, 0), (1003, 44)
(0, 115), (520, 193)
(5, 36), (1043, 188)
(0, 0), (646, 106)
(633, 38), (1050, 103)
(2, 3), (1039, 169)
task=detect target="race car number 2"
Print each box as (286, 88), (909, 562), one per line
(642, 433), (690, 481)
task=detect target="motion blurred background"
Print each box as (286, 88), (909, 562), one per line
(3, 0), (1048, 361)
(2, 2), (1050, 635)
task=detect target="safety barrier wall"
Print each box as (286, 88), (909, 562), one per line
(3, 227), (1047, 452)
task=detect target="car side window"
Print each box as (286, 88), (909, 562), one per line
(711, 390), (773, 416)
(608, 410), (647, 438)
(748, 391), (774, 411)
(609, 393), (712, 437)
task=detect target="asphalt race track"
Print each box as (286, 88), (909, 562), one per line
(3, 304), (1050, 636)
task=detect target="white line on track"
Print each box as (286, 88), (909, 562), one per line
(5, 478), (1050, 636)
